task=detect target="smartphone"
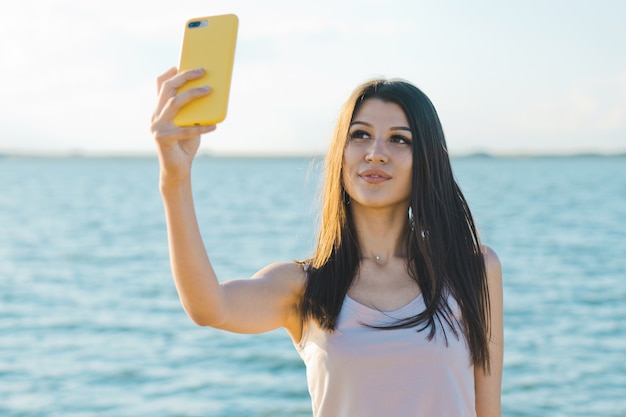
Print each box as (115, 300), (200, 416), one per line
(174, 14), (238, 126)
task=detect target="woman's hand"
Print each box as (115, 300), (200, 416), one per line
(150, 67), (216, 185)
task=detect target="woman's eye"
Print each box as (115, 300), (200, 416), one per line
(349, 130), (370, 140)
(391, 135), (411, 145)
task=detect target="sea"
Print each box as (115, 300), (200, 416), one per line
(1, 155), (624, 417)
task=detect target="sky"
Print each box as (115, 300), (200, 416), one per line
(0, 0), (625, 156)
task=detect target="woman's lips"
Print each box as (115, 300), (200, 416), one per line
(359, 169), (391, 184)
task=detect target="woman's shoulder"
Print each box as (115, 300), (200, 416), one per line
(480, 246), (503, 308)
(251, 261), (307, 298)
(480, 245), (502, 278)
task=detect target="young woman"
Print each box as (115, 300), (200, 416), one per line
(151, 67), (503, 417)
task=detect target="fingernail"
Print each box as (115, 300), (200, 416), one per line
(199, 86), (211, 92)
(195, 68), (205, 74)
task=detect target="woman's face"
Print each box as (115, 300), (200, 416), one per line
(342, 98), (413, 211)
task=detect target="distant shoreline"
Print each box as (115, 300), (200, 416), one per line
(1, 151), (625, 159)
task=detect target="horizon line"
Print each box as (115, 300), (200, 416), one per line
(1, 149), (626, 159)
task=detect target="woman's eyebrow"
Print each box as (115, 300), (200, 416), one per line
(350, 121), (411, 132)
(350, 121), (372, 128)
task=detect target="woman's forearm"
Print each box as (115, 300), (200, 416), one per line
(161, 179), (225, 326)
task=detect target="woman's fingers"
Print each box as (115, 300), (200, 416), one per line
(151, 104), (216, 143)
(157, 67), (204, 95)
(151, 84), (212, 136)
(155, 68), (206, 115)
(159, 125), (216, 143)
(156, 67), (177, 94)
(158, 85), (212, 122)
(151, 67), (217, 152)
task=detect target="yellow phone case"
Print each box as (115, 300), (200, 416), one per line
(174, 14), (238, 126)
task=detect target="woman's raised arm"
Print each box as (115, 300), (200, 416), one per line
(150, 68), (304, 340)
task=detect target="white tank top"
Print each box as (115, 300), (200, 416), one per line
(296, 293), (476, 417)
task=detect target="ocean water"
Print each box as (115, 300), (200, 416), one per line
(0, 155), (624, 416)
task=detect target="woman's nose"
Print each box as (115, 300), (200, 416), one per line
(365, 137), (388, 164)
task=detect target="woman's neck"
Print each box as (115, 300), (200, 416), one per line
(349, 203), (410, 264)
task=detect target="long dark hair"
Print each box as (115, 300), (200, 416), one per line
(300, 79), (491, 371)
